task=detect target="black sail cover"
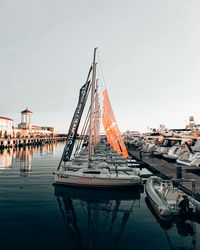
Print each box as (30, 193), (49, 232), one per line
(57, 78), (91, 170)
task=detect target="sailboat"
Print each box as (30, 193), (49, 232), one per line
(54, 48), (141, 189)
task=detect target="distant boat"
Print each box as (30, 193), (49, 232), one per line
(176, 139), (200, 166)
(54, 48), (142, 189)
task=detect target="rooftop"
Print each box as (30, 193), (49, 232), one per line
(21, 108), (32, 114)
(0, 116), (13, 121)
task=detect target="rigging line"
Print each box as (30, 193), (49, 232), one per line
(95, 69), (104, 110)
(97, 50), (106, 89)
(79, 112), (90, 148)
(96, 68), (104, 94)
(97, 50), (107, 90)
(80, 107), (90, 141)
(74, 106), (91, 156)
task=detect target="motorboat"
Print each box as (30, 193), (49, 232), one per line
(162, 139), (192, 161)
(153, 138), (179, 157)
(177, 139), (200, 166)
(145, 176), (198, 220)
(141, 143), (156, 154)
(163, 145), (187, 161)
(177, 151), (200, 166)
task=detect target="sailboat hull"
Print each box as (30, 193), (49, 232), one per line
(54, 172), (141, 189)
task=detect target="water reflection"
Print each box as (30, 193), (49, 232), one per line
(0, 143), (57, 175)
(54, 186), (143, 250)
(145, 197), (197, 249)
(19, 147), (32, 177)
(0, 148), (13, 169)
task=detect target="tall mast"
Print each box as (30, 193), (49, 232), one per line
(94, 79), (100, 149)
(88, 48), (97, 167)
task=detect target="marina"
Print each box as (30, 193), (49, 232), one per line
(1, 47), (200, 249)
(1, 1), (200, 248)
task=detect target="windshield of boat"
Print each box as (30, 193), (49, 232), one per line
(162, 140), (179, 147)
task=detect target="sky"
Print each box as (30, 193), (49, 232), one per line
(1, 0), (200, 133)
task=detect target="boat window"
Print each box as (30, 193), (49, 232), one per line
(192, 139), (197, 146)
(83, 171), (101, 174)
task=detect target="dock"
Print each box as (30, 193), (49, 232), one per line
(128, 148), (200, 200)
(0, 136), (67, 149)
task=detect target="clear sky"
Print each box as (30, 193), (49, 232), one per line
(1, 0), (200, 133)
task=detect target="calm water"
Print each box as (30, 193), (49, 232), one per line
(0, 142), (199, 250)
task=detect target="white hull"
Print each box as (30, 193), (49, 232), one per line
(54, 168), (141, 189)
(145, 176), (197, 220)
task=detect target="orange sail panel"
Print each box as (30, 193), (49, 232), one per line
(102, 89), (129, 158)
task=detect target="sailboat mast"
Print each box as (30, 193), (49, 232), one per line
(94, 79), (100, 149)
(88, 48), (97, 167)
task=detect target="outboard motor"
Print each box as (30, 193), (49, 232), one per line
(177, 194), (192, 216)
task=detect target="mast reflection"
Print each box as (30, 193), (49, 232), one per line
(19, 147), (33, 177)
(54, 186), (143, 250)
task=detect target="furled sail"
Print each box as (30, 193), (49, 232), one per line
(102, 89), (129, 158)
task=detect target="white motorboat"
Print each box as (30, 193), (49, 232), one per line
(141, 139), (156, 153)
(145, 176), (198, 220)
(163, 145), (187, 161)
(153, 139), (179, 157)
(177, 152), (200, 166)
(177, 139), (200, 166)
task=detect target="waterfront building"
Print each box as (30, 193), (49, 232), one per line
(18, 108), (32, 130)
(17, 108), (55, 138)
(0, 108), (55, 139)
(0, 116), (13, 138)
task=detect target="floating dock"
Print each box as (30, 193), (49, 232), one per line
(128, 148), (200, 201)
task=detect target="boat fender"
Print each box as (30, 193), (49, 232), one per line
(160, 183), (166, 194)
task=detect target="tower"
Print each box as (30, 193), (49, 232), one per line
(19, 108), (32, 129)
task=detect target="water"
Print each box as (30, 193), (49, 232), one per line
(0, 143), (199, 250)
